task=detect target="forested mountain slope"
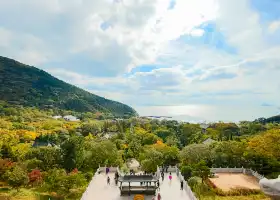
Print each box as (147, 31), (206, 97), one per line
(0, 56), (137, 117)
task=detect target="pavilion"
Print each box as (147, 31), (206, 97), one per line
(118, 174), (159, 196)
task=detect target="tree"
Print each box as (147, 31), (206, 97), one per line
(212, 141), (246, 167)
(180, 144), (213, 165)
(140, 148), (163, 172)
(178, 123), (201, 146)
(193, 161), (210, 183)
(81, 121), (101, 136)
(4, 165), (29, 190)
(155, 129), (174, 142)
(153, 144), (180, 166)
(26, 147), (62, 171)
(10, 143), (31, 161)
(28, 169), (42, 186)
(134, 127), (159, 145)
(61, 136), (85, 172)
(165, 135), (180, 147)
(181, 165), (193, 180)
(248, 129), (280, 159)
(82, 140), (121, 172)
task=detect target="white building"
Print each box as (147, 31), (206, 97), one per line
(63, 115), (80, 121)
(52, 115), (62, 119)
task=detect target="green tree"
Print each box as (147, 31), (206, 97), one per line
(26, 147), (62, 171)
(140, 148), (163, 172)
(193, 161), (210, 183)
(180, 144), (212, 165)
(155, 128), (174, 142)
(82, 140), (121, 171)
(181, 165), (193, 180)
(178, 123), (201, 146)
(61, 136), (85, 172)
(4, 165), (29, 190)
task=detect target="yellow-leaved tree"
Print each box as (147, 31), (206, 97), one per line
(248, 129), (280, 159)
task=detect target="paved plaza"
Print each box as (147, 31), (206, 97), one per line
(81, 172), (191, 200)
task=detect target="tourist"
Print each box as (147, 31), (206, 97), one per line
(180, 180), (183, 190)
(106, 167), (109, 175)
(114, 172), (118, 185)
(107, 176), (110, 185)
(157, 192), (161, 200)
(169, 173), (172, 181)
(161, 171), (164, 181)
(157, 181), (160, 191)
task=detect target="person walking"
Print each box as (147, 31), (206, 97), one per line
(114, 172), (119, 185)
(157, 181), (160, 191)
(168, 172), (172, 182)
(106, 167), (109, 175)
(180, 180), (183, 190)
(157, 192), (161, 200)
(161, 171), (164, 181)
(107, 176), (110, 185)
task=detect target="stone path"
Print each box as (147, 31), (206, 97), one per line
(81, 172), (191, 200)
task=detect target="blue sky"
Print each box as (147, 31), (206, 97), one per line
(0, 0), (280, 122)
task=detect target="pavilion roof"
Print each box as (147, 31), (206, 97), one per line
(118, 175), (159, 182)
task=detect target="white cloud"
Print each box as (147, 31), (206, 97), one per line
(268, 21), (280, 34)
(189, 29), (205, 37)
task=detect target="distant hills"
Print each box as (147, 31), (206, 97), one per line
(0, 56), (137, 117)
(254, 115), (280, 124)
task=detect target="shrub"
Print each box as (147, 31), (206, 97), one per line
(181, 165), (193, 180)
(3, 165), (29, 190)
(28, 169), (42, 186)
(84, 171), (94, 182)
(43, 169), (87, 197)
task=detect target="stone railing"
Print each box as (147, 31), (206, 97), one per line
(159, 165), (177, 172)
(211, 167), (265, 181)
(175, 166), (198, 200)
(117, 166), (125, 177)
(99, 166), (118, 173)
(211, 167), (245, 173)
(245, 168), (265, 181)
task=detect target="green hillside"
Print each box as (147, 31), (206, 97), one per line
(0, 56), (137, 117)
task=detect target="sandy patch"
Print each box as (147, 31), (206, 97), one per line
(209, 173), (260, 191)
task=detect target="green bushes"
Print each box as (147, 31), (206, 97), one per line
(42, 168), (87, 197)
(214, 188), (262, 196)
(3, 165), (29, 191)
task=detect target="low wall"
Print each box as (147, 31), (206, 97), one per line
(159, 166), (177, 172)
(211, 167), (265, 181)
(211, 167), (245, 173)
(175, 166), (198, 200)
(99, 166), (118, 173)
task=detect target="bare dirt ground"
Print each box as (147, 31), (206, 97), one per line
(209, 173), (260, 191)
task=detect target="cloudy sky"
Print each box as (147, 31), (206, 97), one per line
(1, 0), (280, 122)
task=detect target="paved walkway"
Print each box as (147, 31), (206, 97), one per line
(81, 172), (191, 200)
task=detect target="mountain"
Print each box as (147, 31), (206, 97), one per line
(0, 56), (137, 117)
(254, 115), (280, 124)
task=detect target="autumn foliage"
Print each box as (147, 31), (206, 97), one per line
(28, 169), (42, 184)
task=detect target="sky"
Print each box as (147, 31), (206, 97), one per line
(1, 0), (280, 122)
